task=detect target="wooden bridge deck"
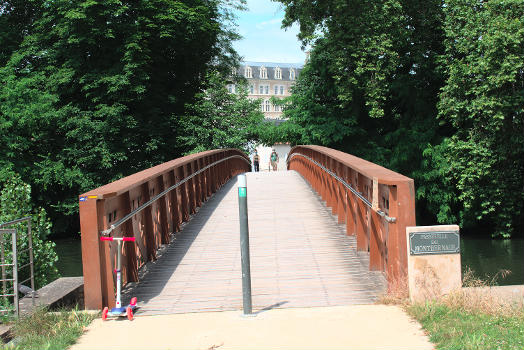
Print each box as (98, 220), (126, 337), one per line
(123, 171), (386, 315)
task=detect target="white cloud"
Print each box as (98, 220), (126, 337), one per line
(255, 17), (284, 30)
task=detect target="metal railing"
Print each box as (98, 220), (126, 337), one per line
(101, 154), (250, 235)
(288, 153), (396, 223)
(79, 149), (252, 309)
(287, 145), (416, 281)
(0, 217), (36, 317)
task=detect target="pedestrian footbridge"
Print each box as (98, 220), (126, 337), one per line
(79, 146), (415, 313)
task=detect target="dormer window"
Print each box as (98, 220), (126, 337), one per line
(275, 67), (282, 79)
(244, 66), (252, 78)
(289, 68), (296, 80)
(260, 66), (267, 79)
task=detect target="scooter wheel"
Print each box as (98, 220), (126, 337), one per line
(102, 307), (108, 321)
(126, 306), (133, 321)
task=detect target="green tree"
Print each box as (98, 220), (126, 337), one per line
(179, 71), (265, 154)
(0, 0), (44, 65)
(0, 174), (59, 289)
(0, 0), (242, 236)
(436, 0), (524, 237)
(277, 0), (447, 222)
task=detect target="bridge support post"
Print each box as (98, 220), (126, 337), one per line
(237, 174), (252, 315)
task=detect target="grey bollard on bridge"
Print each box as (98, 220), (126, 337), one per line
(237, 173), (253, 315)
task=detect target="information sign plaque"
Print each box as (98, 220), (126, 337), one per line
(409, 231), (460, 255)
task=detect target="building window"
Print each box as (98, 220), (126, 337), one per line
(275, 67), (282, 79)
(259, 85), (269, 94)
(227, 84), (235, 93)
(280, 86), (284, 95)
(261, 102), (264, 112)
(265, 100), (271, 112)
(245, 66), (252, 78)
(274, 104), (280, 112)
(289, 68), (295, 80)
(260, 66), (267, 79)
(274, 85), (279, 95)
(250, 85), (254, 94)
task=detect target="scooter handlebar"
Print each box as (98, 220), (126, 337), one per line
(123, 237), (136, 242)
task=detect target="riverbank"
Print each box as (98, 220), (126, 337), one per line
(408, 287), (523, 350)
(407, 285), (524, 350)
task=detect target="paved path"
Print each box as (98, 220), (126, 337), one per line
(122, 171), (385, 315)
(72, 305), (434, 350)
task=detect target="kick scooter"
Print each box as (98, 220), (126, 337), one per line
(100, 236), (137, 321)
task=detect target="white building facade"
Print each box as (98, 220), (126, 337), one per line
(232, 62), (303, 170)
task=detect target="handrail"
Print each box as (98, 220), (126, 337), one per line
(287, 153), (396, 223)
(101, 155), (250, 235)
(0, 217), (32, 228)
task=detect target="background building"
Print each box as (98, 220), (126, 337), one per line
(231, 61), (303, 170)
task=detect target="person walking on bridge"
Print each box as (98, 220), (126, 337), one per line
(253, 150), (260, 172)
(270, 149), (279, 171)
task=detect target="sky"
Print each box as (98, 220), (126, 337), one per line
(231, 0), (306, 64)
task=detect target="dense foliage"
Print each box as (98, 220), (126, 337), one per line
(275, 0), (523, 237)
(0, 0), (244, 236)
(179, 71), (265, 154)
(436, 0), (524, 237)
(0, 175), (59, 289)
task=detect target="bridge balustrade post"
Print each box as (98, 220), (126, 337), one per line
(323, 155), (330, 206)
(176, 166), (189, 221)
(355, 173), (368, 251)
(327, 156), (334, 209)
(326, 157), (333, 212)
(80, 197), (115, 310)
(387, 181), (415, 280)
(345, 167), (356, 236)
(319, 154), (327, 202)
(141, 182), (157, 261)
(150, 179), (163, 250)
(205, 156), (212, 197)
(187, 162), (196, 214)
(369, 210), (383, 271)
(209, 155), (216, 193)
(197, 158), (205, 204)
(313, 151), (320, 193)
(168, 170), (181, 232)
(216, 153), (221, 187)
(337, 163), (346, 224)
(192, 160), (201, 208)
(156, 176), (170, 244)
(119, 192), (138, 282)
(327, 156), (337, 215)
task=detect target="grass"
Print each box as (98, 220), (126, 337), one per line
(1, 307), (97, 350)
(407, 303), (524, 350)
(380, 268), (524, 350)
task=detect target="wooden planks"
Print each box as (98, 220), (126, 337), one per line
(122, 171), (386, 315)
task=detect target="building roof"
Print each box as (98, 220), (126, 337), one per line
(242, 61), (304, 69)
(237, 61), (303, 82)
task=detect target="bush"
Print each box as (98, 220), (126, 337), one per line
(0, 174), (59, 290)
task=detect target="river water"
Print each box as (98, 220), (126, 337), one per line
(52, 236), (524, 285)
